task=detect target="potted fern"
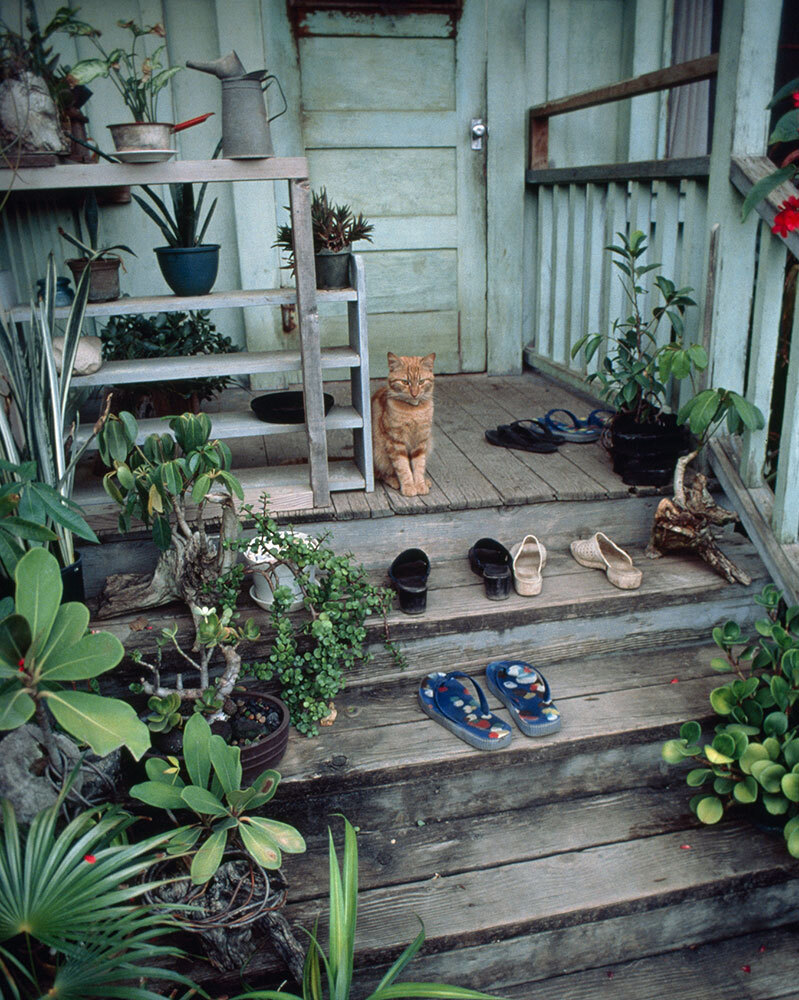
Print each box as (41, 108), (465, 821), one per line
(273, 187), (373, 289)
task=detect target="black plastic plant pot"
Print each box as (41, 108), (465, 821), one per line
(60, 551), (85, 604)
(314, 248), (351, 289)
(609, 412), (689, 487)
(155, 244), (220, 296)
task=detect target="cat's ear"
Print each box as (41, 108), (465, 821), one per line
(387, 352), (401, 370)
(421, 353), (436, 370)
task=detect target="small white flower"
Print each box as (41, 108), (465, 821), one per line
(195, 605), (215, 617)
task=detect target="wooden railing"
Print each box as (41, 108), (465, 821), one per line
(523, 56), (718, 396)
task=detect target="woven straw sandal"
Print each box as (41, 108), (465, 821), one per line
(569, 531), (642, 590)
(510, 535), (547, 596)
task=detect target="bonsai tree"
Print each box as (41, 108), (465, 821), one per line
(273, 187), (374, 274)
(0, 548), (150, 765)
(663, 585), (799, 858)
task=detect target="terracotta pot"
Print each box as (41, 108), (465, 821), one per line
(65, 256), (120, 303)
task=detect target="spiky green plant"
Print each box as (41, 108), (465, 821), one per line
(0, 784), (198, 1000)
(233, 818), (503, 1000)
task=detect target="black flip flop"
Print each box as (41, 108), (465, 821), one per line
(510, 419), (566, 446)
(389, 548), (430, 615)
(484, 425), (558, 454)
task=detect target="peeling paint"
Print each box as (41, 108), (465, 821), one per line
(287, 1), (463, 39)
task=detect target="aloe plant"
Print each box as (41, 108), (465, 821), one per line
(130, 713), (305, 884)
(0, 253), (103, 568)
(0, 547), (150, 763)
(234, 818), (502, 1000)
(0, 784), (197, 1000)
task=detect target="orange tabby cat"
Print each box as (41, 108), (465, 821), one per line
(371, 352), (435, 496)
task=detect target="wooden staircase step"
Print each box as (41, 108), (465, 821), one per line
(503, 923), (799, 999)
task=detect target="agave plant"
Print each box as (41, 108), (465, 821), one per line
(234, 818), (501, 1000)
(0, 252), (103, 569)
(0, 784), (197, 1000)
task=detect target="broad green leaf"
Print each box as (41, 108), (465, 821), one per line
(240, 816), (306, 854)
(754, 762), (786, 793)
(763, 792), (789, 815)
(696, 795), (723, 824)
(166, 826), (202, 855)
(14, 549), (61, 654)
(784, 741), (799, 769)
(181, 785), (228, 817)
(680, 721), (702, 743)
(130, 779), (186, 810)
(740, 165), (796, 219)
(0, 614), (31, 667)
(733, 776), (758, 804)
(787, 828), (799, 858)
(146, 755), (185, 785)
(152, 514), (172, 551)
(44, 689), (150, 759)
(239, 820), (282, 869)
(712, 732), (736, 758)
(38, 631), (123, 681)
(781, 773), (799, 802)
(0, 683), (34, 729)
(662, 739), (689, 764)
(740, 743), (770, 774)
(209, 734), (242, 795)
(36, 603), (89, 670)
(764, 736), (782, 760)
(769, 108), (799, 144)
(713, 777), (734, 795)
(705, 745), (733, 765)
(764, 709), (789, 736)
(686, 768), (712, 787)
(183, 713), (212, 789)
(710, 657), (732, 672)
(190, 828), (227, 884)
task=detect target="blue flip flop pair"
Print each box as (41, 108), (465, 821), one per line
(543, 408), (614, 442)
(418, 661), (561, 751)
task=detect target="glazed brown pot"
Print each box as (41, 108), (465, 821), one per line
(65, 256), (121, 302)
(236, 689), (290, 786)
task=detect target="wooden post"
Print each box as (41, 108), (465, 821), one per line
(703, 0), (782, 393)
(289, 177), (329, 508)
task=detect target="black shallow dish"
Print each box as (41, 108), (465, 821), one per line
(251, 390), (335, 424)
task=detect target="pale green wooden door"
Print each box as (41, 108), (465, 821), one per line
(284, 5), (487, 376)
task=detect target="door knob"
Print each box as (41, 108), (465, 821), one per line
(471, 118), (487, 150)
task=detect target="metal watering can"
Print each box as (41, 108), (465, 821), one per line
(186, 51), (287, 159)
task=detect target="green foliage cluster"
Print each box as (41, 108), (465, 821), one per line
(0, 2), (84, 111)
(274, 188), (374, 273)
(0, 548), (149, 763)
(0, 786), (195, 1000)
(133, 175), (218, 249)
(100, 310), (238, 402)
(130, 713), (305, 885)
(240, 506), (396, 736)
(98, 410), (243, 549)
(61, 15), (181, 123)
(663, 585), (799, 856)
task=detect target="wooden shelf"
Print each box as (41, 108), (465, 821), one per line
(0, 157), (310, 193)
(9, 285), (358, 323)
(72, 346), (361, 388)
(76, 404), (362, 449)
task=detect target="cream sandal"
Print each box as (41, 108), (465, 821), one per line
(510, 535), (547, 596)
(569, 531), (642, 590)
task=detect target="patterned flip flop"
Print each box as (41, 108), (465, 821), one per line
(418, 671), (512, 750)
(543, 408), (602, 442)
(484, 660), (562, 736)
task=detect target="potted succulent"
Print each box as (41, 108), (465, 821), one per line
(59, 15), (181, 153)
(0, 253), (108, 599)
(663, 585), (799, 855)
(133, 174), (220, 295)
(273, 187), (374, 289)
(99, 309), (239, 417)
(59, 191), (134, 302)
(571, 230), (700, 485)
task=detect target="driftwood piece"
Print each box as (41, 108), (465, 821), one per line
(646, 451), (751, 586)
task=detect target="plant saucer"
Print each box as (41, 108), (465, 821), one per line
(249, 584), (304, 613)
(113, 148), (176, 163)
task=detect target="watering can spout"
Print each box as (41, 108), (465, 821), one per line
(186, 50), (246, 79)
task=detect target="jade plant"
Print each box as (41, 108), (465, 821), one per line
(130, 713), (305, 885)
(663, 585), (799, 856)
(0, 548), (149, 764)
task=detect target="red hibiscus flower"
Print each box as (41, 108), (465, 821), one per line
(772, 197), (799, 238)
(793, 92), (799, 108)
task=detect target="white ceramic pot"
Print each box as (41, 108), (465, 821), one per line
(244, 530), (316, 611)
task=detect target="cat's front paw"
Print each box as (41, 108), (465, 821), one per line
(400, 482), (419, 497)
(414, 477), (430, 495)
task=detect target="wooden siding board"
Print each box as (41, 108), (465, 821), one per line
(322, 311), (461, 376)
(302, 111), (458, 148)
(361, 216), (458, 251)
(355, 249), (458, 313)
(294, 11), (453, 38)
(299, 36), (454, 111)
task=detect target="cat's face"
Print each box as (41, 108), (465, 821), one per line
(386, 352), (435, 405)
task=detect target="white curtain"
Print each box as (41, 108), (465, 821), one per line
(667, 0), (713, 158)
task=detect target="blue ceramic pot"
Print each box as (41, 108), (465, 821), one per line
(155, 244), (220, 296)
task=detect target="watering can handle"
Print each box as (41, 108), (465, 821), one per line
(262, 74), (288, 123)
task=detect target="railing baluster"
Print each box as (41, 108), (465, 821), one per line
(740, 221), (787, 487)
(772, 281), (799, 544)
(604, 181), (627, 355)
(535, 185), (554, 358)
(567, 183), (585, 365)
(653, 180), (680, 349)
(550, 184), (569, 365)
(582, 182), (606, 375)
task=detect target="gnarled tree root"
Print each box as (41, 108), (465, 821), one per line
(646, 451), (751, 586)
